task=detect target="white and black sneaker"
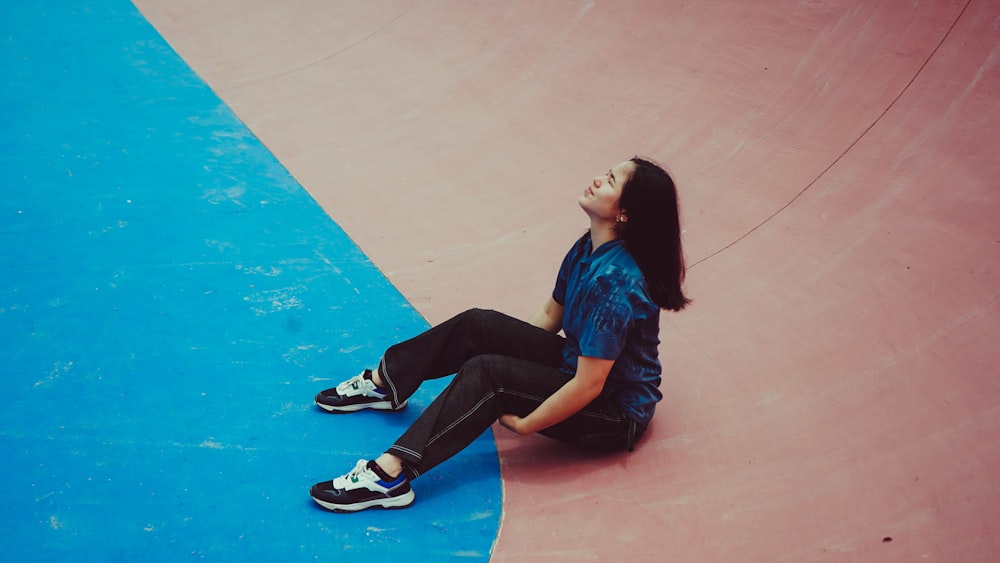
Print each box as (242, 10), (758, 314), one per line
(315, 370), (406, 413)
(310, 459), (415, 512)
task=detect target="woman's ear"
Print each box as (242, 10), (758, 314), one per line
(616, 209), (629, 224)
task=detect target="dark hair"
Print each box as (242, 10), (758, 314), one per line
(617, 157), (690, 311)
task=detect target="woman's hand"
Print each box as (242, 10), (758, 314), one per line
(499, 414), (529, 435)
(499, 356), (613, 437)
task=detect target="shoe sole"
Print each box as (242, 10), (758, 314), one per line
(315, 400), (407, 413)
(311, 490), (415, 512)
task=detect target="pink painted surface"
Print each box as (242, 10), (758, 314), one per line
(136, 1), (1000, 559)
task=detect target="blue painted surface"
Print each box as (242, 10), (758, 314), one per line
(0, 1), (501, 560)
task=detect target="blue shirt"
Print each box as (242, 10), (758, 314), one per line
(552, 233), (663, 428)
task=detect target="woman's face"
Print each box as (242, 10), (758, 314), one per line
(579, 160), (635, 222)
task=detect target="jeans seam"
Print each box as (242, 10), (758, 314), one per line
(426, 391), (496, 447)
(388, 444), (422, 460)
(379, 356), (401, 407)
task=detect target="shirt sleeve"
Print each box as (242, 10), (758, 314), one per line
(576, 271), (636, 360)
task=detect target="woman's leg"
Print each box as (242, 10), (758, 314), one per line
(315, 309), (563, 412)
(377, 308), (565, 408)
(388, 354), (633, 479)
(310, 312), (573, 511)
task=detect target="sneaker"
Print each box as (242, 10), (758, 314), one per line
(310, 459), (415, 512)
(315, 370), (406, 413)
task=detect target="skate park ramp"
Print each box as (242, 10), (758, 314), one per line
(5, 0), (999, 560)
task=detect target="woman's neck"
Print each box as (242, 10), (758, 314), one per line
(589, 220), (619, 252)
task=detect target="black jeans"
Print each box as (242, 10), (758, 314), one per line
(378, 308), (637, 479)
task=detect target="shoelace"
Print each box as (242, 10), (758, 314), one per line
(336, 373), (368, 395)
(339, 460), (372, 486)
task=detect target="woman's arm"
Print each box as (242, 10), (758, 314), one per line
(499, 355), (614, 435)
(527, 296), (564, 333)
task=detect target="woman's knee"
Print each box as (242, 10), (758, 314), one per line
(455, 354), (507, 388)
(457, 353), (493, 376)
(454, 308), (502, 329)
(450, 308), (511, 344)
(457, 354), (553, 403)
